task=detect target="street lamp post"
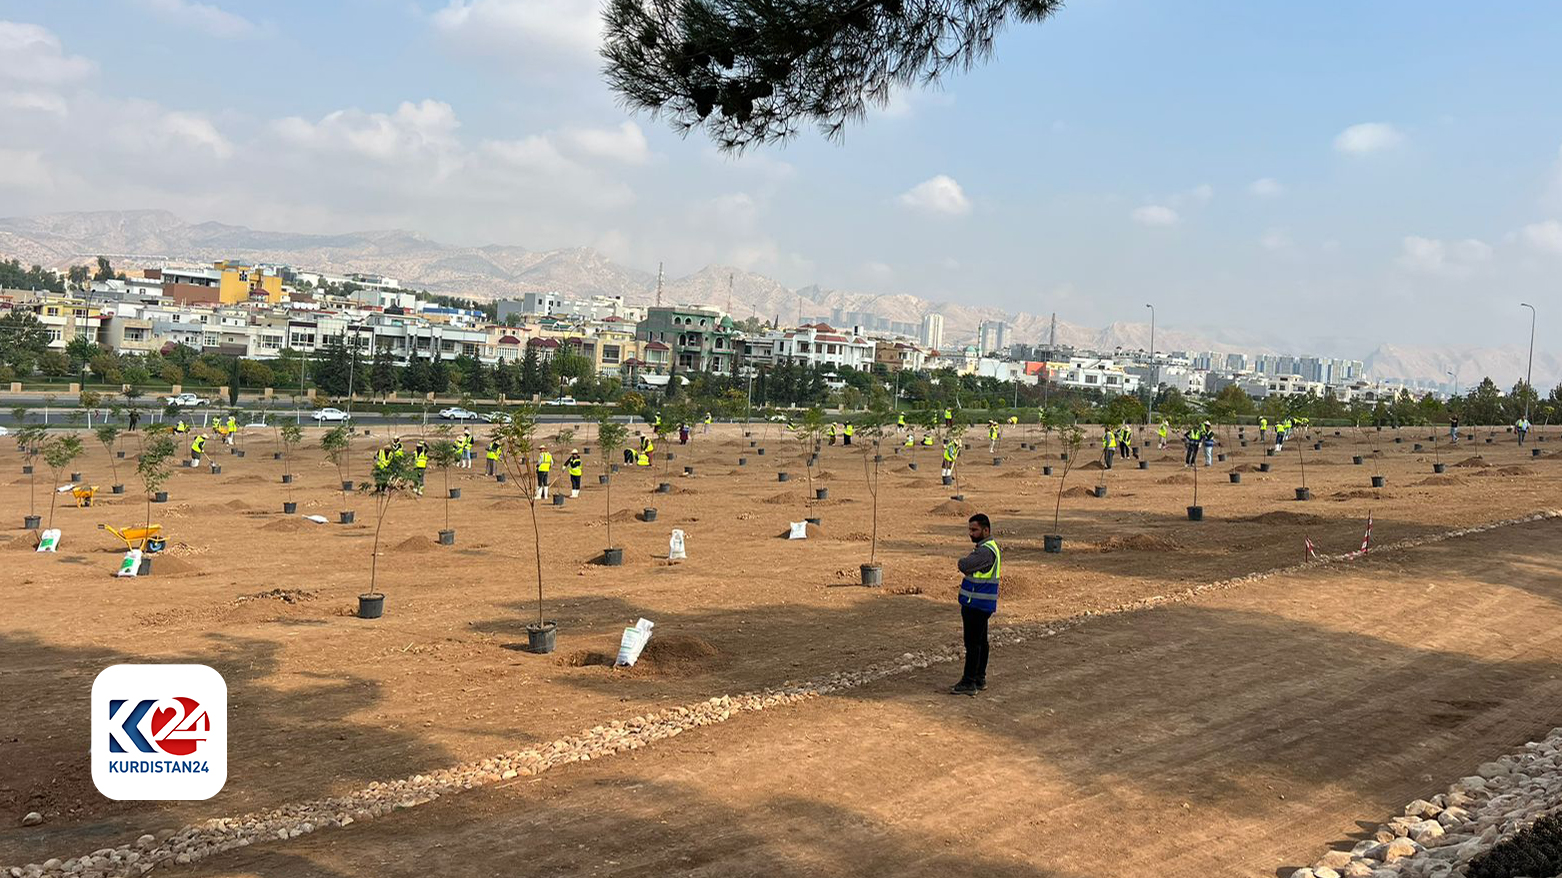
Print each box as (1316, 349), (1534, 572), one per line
(1521, 303), (1537, 421)
(1144, 303), (1156, 428)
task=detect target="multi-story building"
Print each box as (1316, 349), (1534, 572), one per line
(744, 324), (876, 372)
(635, 306), (740, 374)
(873, 340), (928, 372)
(158, 262), (284, 305)
(27, 294), (104, 349)
(977, 320), (1008, 355)
(919, 313), (945, 352)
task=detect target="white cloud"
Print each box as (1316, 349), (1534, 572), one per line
(559, 121), (650, 165)
(878, 88), (955, 119)
(160, 111), (234, 159)
(1260, 229), (1293, 252)
(0, 21), (96, 84)
(0, 149), (54, 190)
(138, 0), (259, 38)
(1521, 220), (1562, 255)
(1334, 122), (1405, 155)
(1248, 177), (1284, 197)
(1397, 235), (1492, 276)
(274, 100), (462, 169)
(897, 175), (971, 217)
(1186, 183), (1213, 204)
(1131, 205), (1180, 227)
(0, 90), (68, 116)
(430, 0), (600, 62)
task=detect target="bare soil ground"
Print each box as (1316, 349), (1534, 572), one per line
(1, 422), (1558, 874)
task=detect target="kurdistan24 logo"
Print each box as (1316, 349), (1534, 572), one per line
(93, 665), (227, 800)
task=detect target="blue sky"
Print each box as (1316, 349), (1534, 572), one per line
(2, 0), (1560, 358)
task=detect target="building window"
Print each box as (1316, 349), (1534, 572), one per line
(47, 329), (62, 343)
(203, 335), (219, 347)
(126, 328), (148, 342)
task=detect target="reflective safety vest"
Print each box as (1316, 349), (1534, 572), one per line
(897, 415), (906, 427)
(566, 455), (582, 476)
(1102, 431), (1117, 449)
(1119, 429), (1132, 448)
(1260, 418), (1269, 430)
(904, 434), (914, 447)
(640, 436), (654, 454)
(828, 425), (837, 436)
(226, 417), (236, 431)
(958, 539), (1001, 613)
(922, 435), (935, 446)
(704, 414), (712, 424)
(414, 446), (427, 469)
(375, 448), (392, 470)
(943, 408), (953, 420)
(844, 424), (854, 437)
(460, 434), (472, 451)
(175, 421), (188, 433)
(537, 451), (553, 473)
(1007, 416), (1018, 425)
(486, 441), (500, 461)
(1158, 422), (1169, 438)
(943, 441), (960, 463)
(989, 425), (999, 439)
(190, 436), (205, 454)
(392, 441), (405, 457)
(635, 451), (650, 466)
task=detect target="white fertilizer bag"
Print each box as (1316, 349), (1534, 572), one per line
(303, 515), (329, 524)
(36, 528), (61, 552)
(615, 618), (655, 668)
(117, 549), (142, 577)
(669, 529), (686, 560)
(788, 521), (808, 540)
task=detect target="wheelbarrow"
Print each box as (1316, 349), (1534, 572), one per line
(71, 485), (99, 508)
(99, 523), (167, 553)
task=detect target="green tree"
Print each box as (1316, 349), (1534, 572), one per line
(320, 424), (353, 509)
(595, 411), (630, 556)
(519, 345), (542, 396)
(66, 264), (90, 287)
(136, 434), (177, 530)
(95, 423), (122, 487)
(493, 406), (551, 635)
(603, 0), (1064, 151)
(16, 422), (46, 521)
(65, 336), (98, 372)
(0, 311), (50, 374)
(360, 450), (420, 602)
(41, 435), (83, 529)
(369, 348), (398, 400)
(278, 422), (303, 498)
(93, 256), (116, 282)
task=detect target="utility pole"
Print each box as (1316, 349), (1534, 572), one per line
(1521, 302), (1537, 421)
(726, 272), (733, 317)
(1144, 303), (1155, 428)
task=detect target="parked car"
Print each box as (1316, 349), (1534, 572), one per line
(311, 407), (351, 423)
(545, 396), (578, 407)
(482, 411), (512, 424)
(439, 407), (480, 420)
(164, 393), (209, 407)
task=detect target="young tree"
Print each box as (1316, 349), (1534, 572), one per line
(428, 429), (461, 539)
(95, 424), (122, 489)
(858, 403), (892, 573)
(42, 435), (83, 529)
(136, 434), (177, 531)
(493, 406), (553, 646)
(320, 424), (353, 511)
(596, 411), (630, 562)
(15, 420), (46, 523)
(1050, 425), (1086, 539)
(278, 422), (302, 499)
(362, 450), (419, 604)
(794, 406), (827, 518)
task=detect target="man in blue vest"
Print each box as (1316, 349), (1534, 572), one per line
(952, 513), (1000, 696)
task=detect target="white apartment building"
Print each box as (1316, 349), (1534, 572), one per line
(1047, 358), (1142, 395)
(919, 313), (945, 351)
(745, 324), (876, 371)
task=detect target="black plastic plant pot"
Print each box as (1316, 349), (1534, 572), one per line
(273, 452), (282, 460)
(1414, 444), (1424, 452)
(874, 455), (884, 463)
(1138, 460), (1148, 470)
(598, 474), (610, 484)
(815, 488), (828, 500)
(861, 564), (883, 587)
(1295, 487), (1311, 501)
(757, 448), (766, 455)
(153, 491), (168, 503)
(1312, 443), (1321, 451)
(777, 472), (790, 482)
(552, 494), (565, 506)
(439, 529), (455, 545)
(657, 483), (671, 493)
(339, 510), (355, 524)
(357, 593), (384, 619)
(1187, 505), (1204, 521)
(684, 466), (694, 475)
(236, 450), (246, 458)
(908, 462), (918, 470)
(449, 488), (461, 499)
(1259, 463), (1271, 473)
(805, 516), (821, 527)
(951, 494), (966, 502)
(808, 456), (818, 467)
(496, 473), (507, 483)
(1394, 437), (1402, 444)
(281, 474), (292, 484)
(942, 476), (953, 486)
(1043, 466), (1053, 476)
(738, 458), (747, 466)
(1240, 441), (1248, 447)
(283, 501), (297, 514)
(341, 480), (354, 491)
(1229, 473), (1241, 484)
(24, 515), (41, 529)
(1534, 448), (1542, 457)
(21, 465), (32, 474)
(611, 464), (620, 473)
(1485, 438), (1493, 444)
(666, 453), (676, 461)
(993, 457), (1004, 466)
(1218, 454), (1227, 462)
(1353, 456), (1364, 465)
(1060, 453), (1069, 461)
(117, 451), (126, 459)
(1265, 449), (1275, 457)
(642, 508), (658, 522)
(210, 464), (222, 475)
(1371, 476), (1386, 488)
(749, 440), (756, 447)
(1094, 485), (1108, 498)
(583, 447), (591, 455)
(1043, 534), (1063, 553)
(527, 621), (557, 654)
(70, 472), (81, 482)
(111, 484), (124, 494)
(602, 547), (623, 566)
(1433, 463), (1446, 473)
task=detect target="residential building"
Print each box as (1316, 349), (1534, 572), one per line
(919, 313), (945, 351)
(977, 320), (1008, 355)
(635, 305), (740, 374)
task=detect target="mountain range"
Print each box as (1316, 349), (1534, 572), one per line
(0, 210), (1554, 391)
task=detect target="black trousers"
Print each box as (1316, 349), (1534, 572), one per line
(570, 474), (581, 491)
(1184, 443), (1197, 465)
(1103, 448), (1114, 469)
(960, 604), (991, 683)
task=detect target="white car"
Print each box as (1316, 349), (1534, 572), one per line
(312, 407), (351, 422)
(546, 396), (578, 407)
(439, 407), (480, 420)
(164, 393), (208, 407)
(482, 411), (512, 424)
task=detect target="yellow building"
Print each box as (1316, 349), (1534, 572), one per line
(162, 262), (283, 305)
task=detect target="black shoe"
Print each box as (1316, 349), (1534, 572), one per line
(974, 679), (987, 691)
(949, 680), (978, 696)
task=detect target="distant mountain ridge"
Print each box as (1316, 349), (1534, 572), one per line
(0, 209), (1553, 389)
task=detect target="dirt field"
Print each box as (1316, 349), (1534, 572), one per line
(2, 420), (1559, 874)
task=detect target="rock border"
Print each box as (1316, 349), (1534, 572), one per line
(8, 509), (1559, 878)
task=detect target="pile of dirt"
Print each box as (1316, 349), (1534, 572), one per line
(1240, 511), (1325, 526)
(648, 485), (697, 495)
(930, 499), (977, 516)
(762, 492), (797, 504)
(261, 518), (308, 532)
(607, 508), (641, 523)
(1452, 456), (1490, 468)
(487, 498), (527, 510)
(234, 588), (316, 605)
(1, 535), (38, 552)
(1000, 568), (1046, 598)
(1095, 534), (1183, 553)
(1157, 474), (1193, 485)
(1415, 475), (1467, 487)
(776, 522), (823, 539)
(1060, 486), (1098, 498)
(558, 634), (722, 677)
(1077, 460), (1106, 470)
(1330, 489), (1391, 501)
(147, 554), (195, 574)
(226, 499), (252, 509)
(1230, 463), (1262, 472)
(227, 475), (265, 485)
(394, 535), (437, 553)
(1495, 466), (1535, 476)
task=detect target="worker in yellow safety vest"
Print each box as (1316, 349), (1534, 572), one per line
(942, 438), (961, 479)
(988, 420), (1000, 453)
(190, 433), (207, 462)
(922, 433), (935, 447)
(414, 441), (428, 487)
(843, 423), (854, 446)
(485, 438), (501, 477)
(459, 429), (473, 468)
(1157, 419), (1170, 449)
(702, 412), (712, 434)
(175, 420), (189, 433)
(566, 449), (583, 498)
(1101, 425), (1118, 470)
(535, 445), (553, 499)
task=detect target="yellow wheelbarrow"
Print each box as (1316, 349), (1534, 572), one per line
(99, 523), (167, 553)
(71, 485), (99, 508)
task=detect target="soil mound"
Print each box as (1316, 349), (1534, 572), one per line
(261, 518), (308, 532)
(1077, 460), (1106, 470)
(762, 492), (796, 504)
(225, 499), (252, 509)
(2, 535), (38, 551)
(930, 499), (977, 516)
(1096, 534), (1183, 553)
(227, 475), (265, 485)
(1414, 475), (1467, 487)
(608, 509), (640, 522)
(1241, 511), (1325, 526)
(1495, 466), (1535, 476)
(1452, 456), (1489, 468)
(558, 634), (721, 677)
(1331, 489), (1391, 501)
(1231, 464), (1261, 473)
(147, 554), (195, 574)
(1000, 568), (1045, 599)
(394, 535), (437, 553)
(1157, 474), (1193, 485)
(1060, 486), (1098, 498)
